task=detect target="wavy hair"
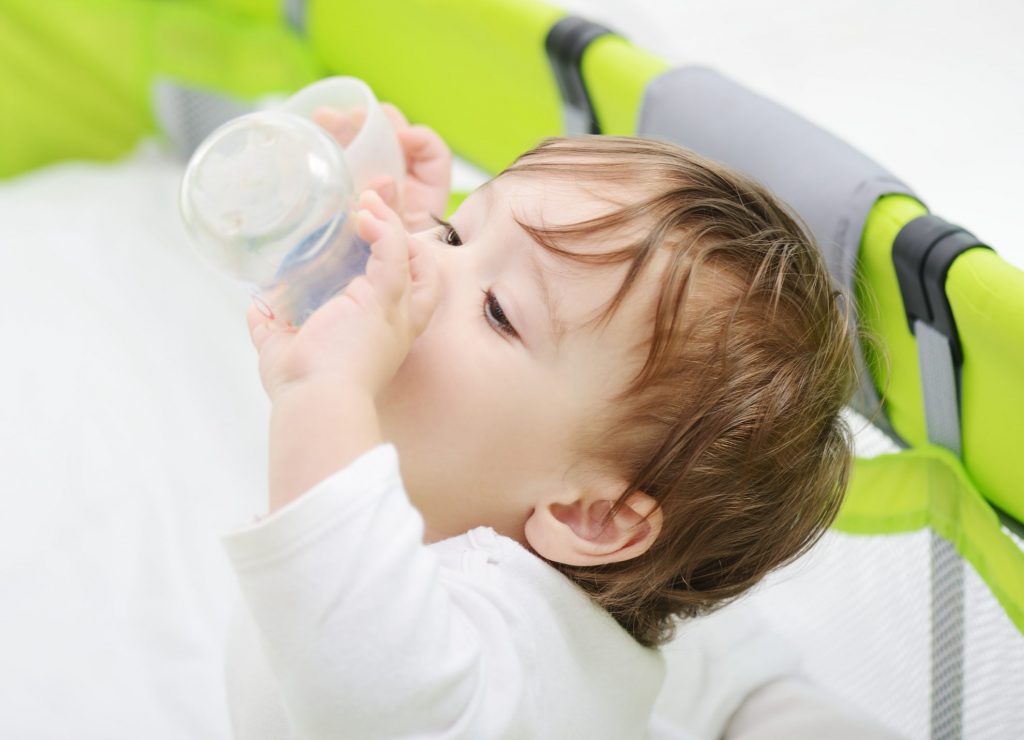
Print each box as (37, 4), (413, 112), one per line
(496, 136), (858, 648)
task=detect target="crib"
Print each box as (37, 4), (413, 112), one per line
(2, 1), (1021, 738)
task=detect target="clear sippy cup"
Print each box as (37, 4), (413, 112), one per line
(179, 77), (405, 326)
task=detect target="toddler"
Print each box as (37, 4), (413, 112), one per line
(221, 103), (856, 739)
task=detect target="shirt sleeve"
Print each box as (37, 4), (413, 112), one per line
(220, 443), (530, 739)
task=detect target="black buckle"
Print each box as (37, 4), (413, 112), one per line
(544, 16), (616, 135)
(892, 214), (992, 366)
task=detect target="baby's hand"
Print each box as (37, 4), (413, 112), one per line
(312, 103), (452, 232)
(247, 190), (440, 401)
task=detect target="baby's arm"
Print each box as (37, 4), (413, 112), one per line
(265, 372), (381, 514)
(232, 195), (531, 735)
(254, 102), (451, 512)
(247, 189), (438, 513)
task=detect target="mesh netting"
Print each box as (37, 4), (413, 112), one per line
(740, 410), (1024, 739)
(962, 527), (1024, 738)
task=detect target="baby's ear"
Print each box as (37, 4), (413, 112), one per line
(524, 481), (662, 567)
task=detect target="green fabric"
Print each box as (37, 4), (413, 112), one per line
(1, 0), (152, 177)
(947, 250), (1024, 523)
(0, 0), (317, 178)
(151, 3), (319, 100)
(447, 191), (471, 217)
(308, 0), (669, 174)
(193, 0), (282, 23)
(309, 0), (564, 177)
(856, 194), (930, 444)
(837, 447), (1024, 635)
(582, 34), (670, 135)
(856, 195), (1024, 524)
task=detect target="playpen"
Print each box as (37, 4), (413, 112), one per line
(2, 1), (1021, 737)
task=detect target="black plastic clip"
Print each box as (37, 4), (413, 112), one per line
(545, 16), (616, 135)
(892, 214), (992, 366)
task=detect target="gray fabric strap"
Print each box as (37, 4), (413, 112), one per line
(916, 321), (962, 457)
(152, 80), (257, 162)
(915, 320), (965, 740)
(636, 66), (915, 444)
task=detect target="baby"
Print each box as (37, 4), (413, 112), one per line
(222, 103), (857, 738)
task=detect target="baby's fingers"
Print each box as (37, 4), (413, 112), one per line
(363, 174), (400, 213)
(356, 191), (409, 307)
(312, 106), (367, 148)
(397, 125), (451, 183)
(358, 188), (406, 243)
(380, 102), (410, 132)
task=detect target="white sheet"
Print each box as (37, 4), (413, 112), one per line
(0, 141), (267, 738)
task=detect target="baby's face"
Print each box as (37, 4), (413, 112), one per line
(377, 175), (664, 544)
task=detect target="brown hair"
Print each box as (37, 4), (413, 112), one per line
(495, 136), (857, 648)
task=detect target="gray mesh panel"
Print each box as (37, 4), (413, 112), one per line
(748, 529), (931, 738)
(151, 80), (257, 162)
(930, 532), (964, 740)
(962, 541), (1024, 738)
(743, 412), (1024, 739)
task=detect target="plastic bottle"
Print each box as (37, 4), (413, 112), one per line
(179, 77), (404, 326)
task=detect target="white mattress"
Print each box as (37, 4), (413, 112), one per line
(0, 141), (269, 738)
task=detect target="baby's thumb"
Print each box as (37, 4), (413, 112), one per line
(407, 237), (441, 336)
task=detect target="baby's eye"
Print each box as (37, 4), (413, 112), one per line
(482, 289), (518, 339)
(430, 215), (463, 247)
(425, 215), (515, 340)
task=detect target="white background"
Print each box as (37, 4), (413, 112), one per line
(562, 0), (1024, 270)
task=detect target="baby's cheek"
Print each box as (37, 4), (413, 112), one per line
(384, 315), (561, 456)
(380, 328), (475, 431)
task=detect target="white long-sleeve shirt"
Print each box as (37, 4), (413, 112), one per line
(220, 443), (666, 739)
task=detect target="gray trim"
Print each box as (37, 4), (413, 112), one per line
(284, 0), (307, 33)
(636, 65), (916, 443)
(561, 106), (592, 138)
(916, 320), (965, 740)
